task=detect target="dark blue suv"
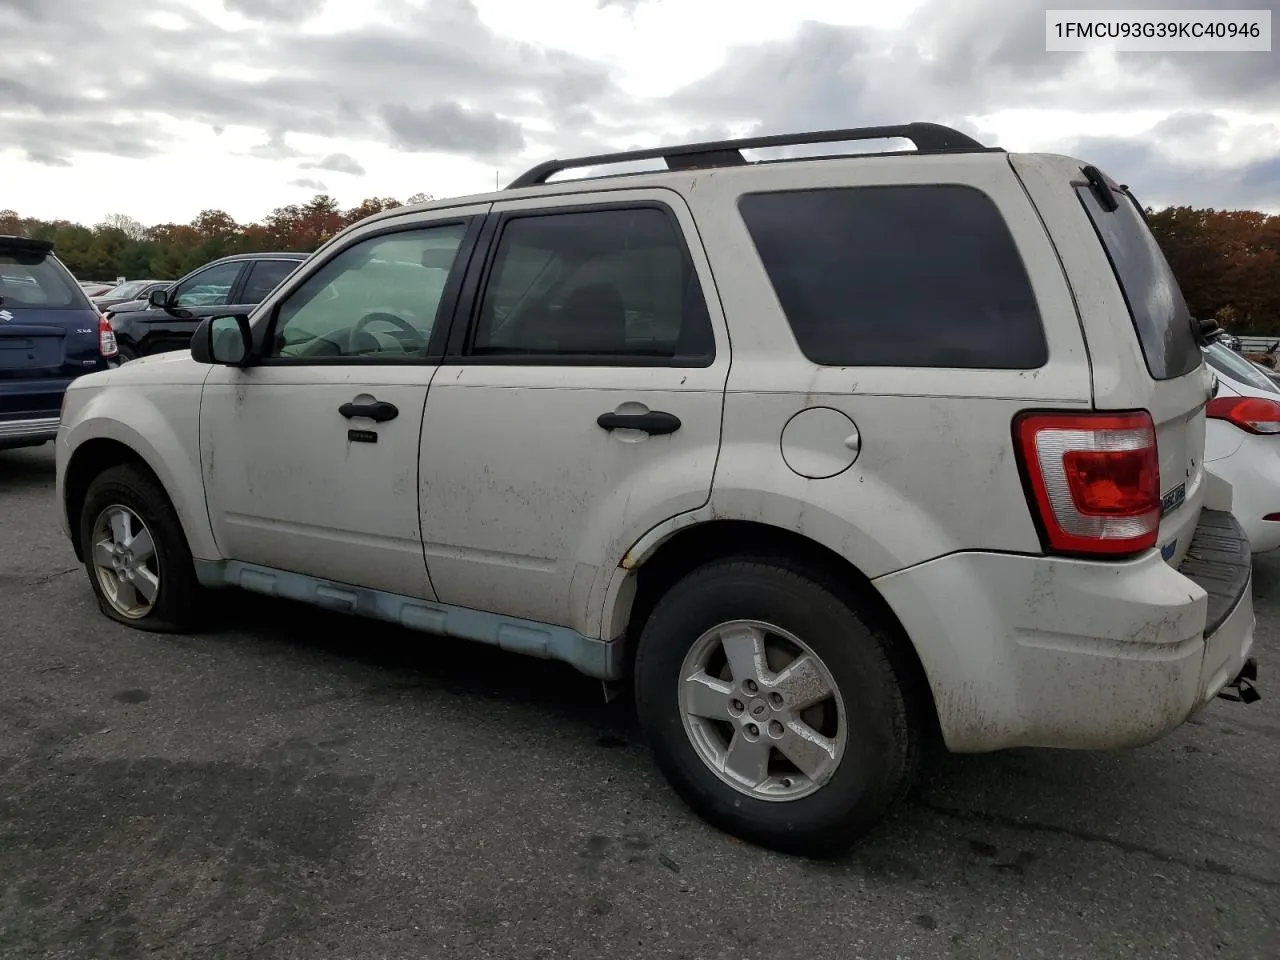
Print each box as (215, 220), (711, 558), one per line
(1, 236), (113, 450)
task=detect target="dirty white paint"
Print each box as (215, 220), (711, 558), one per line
(874, 547), (1253, 752)
(200, 363), (437, 600)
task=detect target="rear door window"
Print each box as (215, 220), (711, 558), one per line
(470, 206), (714, 364)
(241, 259), (298, 304)
(1075, 185), (1200, 381)
(737, 185), (1048, 369)
(0, 251), (88, 309)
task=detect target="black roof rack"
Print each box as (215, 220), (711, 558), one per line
(507, 122), (993, 189)
(0, 235), (54, 255)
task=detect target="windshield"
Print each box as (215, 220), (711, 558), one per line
(0, 251), (89, 308)
(101, 279), (151, 300)
(1203, 342), (1280, 394)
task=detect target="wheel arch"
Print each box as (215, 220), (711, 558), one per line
(63, 439), (164, 560)
(61, 422), (216, 564)
(610, 518), (942, 740)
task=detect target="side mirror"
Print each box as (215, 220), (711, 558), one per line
(191, 314), (252, 367)
(148, 287), (170, 309)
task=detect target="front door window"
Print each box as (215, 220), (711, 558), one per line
(171, 261), (244, 308)
(268, 224), (468, 360)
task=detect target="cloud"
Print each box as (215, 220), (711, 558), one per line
(25, 150), (72, 168)
(1, 0), (1277, 213)
(4, 116), (162, 167)
(299, 152), (366, 175)
(382, 101), (524, 156)
(0, 0), (611, 169)
(247, 133), (302, 160)
(658, 0), (1280, 209)
(1056, 128), (1280, 212)
(289, 177), (328, 191)
(223, 0), (326, 23)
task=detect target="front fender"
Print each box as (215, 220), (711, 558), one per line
(62, 384), (220, 561)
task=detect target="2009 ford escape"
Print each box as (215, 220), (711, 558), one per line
(54, 123), (1259, 854)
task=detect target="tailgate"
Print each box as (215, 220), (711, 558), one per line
(0, 322), (68, 375)
(1148, 369), (1210, 568)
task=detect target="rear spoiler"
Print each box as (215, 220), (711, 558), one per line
(0, 235), (55, 256)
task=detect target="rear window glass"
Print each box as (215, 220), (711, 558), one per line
(1203, 342), (1280, 394)
(0, 251), (87, 308)
(102, 279), (150, 300)
(1075, 186), (1200, 381)
(737, 185), (1048, 369)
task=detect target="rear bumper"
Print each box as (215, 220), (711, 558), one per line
(0, 416), (59, 445)
(873, 509), (1255, 753)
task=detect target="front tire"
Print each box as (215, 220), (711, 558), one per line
(78, 463), (202, 632)
(634, 557), (923, 856)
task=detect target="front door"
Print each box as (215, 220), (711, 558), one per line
(141, 258), (249, 356)
(419, 191), (730, 636)
(199, 209), (487, 599)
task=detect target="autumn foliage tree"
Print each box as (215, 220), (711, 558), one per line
(1145, 206), (1280, 333)
(0, 193), (416, 283)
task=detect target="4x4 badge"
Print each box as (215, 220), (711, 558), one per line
(0, 309), (13, 321)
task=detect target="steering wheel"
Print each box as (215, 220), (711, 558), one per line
(348, 312), (426, 354)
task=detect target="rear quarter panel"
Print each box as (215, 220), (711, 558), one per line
(672, 152), (1093, 577)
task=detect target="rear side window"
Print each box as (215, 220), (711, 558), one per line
(737, 185), (1048, 369)
(242, 259), (298, 304)
(470, 206), (714, 365)
(1075, 186), (1200, 381)
(0, 252), (88, 309)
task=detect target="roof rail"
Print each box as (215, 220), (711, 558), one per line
(506, 122), (991, 189)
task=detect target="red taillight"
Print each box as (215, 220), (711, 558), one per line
(1206, 396), (1280, 435)
(1014, 411), (1161, 556)
(98, 314), (117, 358)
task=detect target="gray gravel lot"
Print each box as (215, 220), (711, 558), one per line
(1, 443), (1278, 960)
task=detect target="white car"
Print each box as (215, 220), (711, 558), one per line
(55, 124), (1258, 855)
(1203, 340), (1280, 553)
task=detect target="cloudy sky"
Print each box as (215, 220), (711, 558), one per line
(1, 0), (1278, 226)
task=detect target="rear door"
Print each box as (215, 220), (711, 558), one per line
(1011, 156), (1211, 567)
(417, 190), (730, 637)
(0, 239), (102, 421)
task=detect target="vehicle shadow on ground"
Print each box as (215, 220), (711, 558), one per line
(0, 447), (55, 493)
(209, 590), (636, 741)
(203, 588), (1279, 891)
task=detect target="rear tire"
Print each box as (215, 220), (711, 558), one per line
(78, 463), (203, 632)
(634, 557), (923, 856)
(115, 345), (138, 364)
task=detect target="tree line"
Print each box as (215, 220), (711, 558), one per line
(0, 193), (431, 286)
(1145, 206), (1279, 334)
(2, 194), (1277, 333)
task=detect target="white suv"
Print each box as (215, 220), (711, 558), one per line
(55, 123), (1259, 854)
